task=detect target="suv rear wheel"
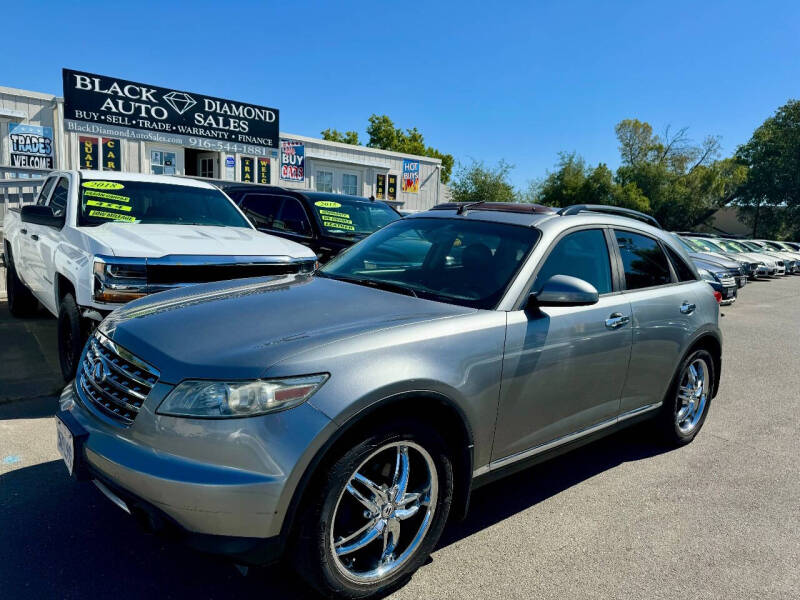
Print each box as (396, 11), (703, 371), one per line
(292, 421), (454, 598)
(659, 349), (715, 445)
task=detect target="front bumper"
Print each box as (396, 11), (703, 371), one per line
(58, 380), (332, 554)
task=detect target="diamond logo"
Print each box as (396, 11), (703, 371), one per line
(162, 91), (197, 115)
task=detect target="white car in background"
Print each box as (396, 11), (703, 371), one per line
(3, 170), (317, 379)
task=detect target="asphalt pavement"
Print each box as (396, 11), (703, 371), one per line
(0, 276), (798, 599)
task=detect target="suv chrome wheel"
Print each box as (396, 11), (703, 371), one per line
(675, 357), (709, 434)
(330, 441), (438, 584)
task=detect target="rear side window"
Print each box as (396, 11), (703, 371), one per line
(276, 197), (312, 236)
(614, 230), (672, 290)
(665, 246), (697, 282)
(49, 177), (69, 218)
(535, 229), (613, 294)
(239, 193), (286, 230)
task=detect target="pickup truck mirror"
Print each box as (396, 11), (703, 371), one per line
(20, 205), (65, 228)
(527, 274), (600, 309)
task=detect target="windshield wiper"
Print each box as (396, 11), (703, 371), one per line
(318, 273), (417, 297)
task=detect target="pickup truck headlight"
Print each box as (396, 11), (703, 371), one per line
(697, 268), (716, 282)
(93, 258), (148, 303)
(157, 374), (328, 418)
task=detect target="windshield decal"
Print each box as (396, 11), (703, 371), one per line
(86, 200), (132, 212)
(84, 189), (130, 202)
(319, 208), (356, 231)
(315, 200), (341, 209)
(82, 181), (125, 190)
(88, 209), (136, 222)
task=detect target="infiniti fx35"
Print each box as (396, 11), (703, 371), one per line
(56, 203), (721, 599)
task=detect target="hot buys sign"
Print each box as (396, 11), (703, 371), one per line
(280, 140), (304, 182)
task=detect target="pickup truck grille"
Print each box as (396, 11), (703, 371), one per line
(147, 263), (305, 285)
(718, 275), (737, 288)
(78, 333), (159, 426)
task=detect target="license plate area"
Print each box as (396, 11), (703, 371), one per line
(56, 411), (89, 480)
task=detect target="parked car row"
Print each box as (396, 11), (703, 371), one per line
(671, 232), (800, 306)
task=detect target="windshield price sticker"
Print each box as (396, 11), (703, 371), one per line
(315, 200), (341, 209)
(88, 210), (136, 222)
(86, 200), (132, 212)
(84, 190), (130, 202)
(82, 181), (125, 190)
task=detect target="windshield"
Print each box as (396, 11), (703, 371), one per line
(688, 238), (723, 253)
(718, 240), (744, 252)
(309, 197), (400, 237)
(77, 179), (251, 228)
(674, 235), (698, 253)
(319, 217), (541, 309)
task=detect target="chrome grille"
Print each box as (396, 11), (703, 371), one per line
(718, 276), (736, 288)
(78, 333), (160, 426)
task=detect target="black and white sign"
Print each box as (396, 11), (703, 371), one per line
(8, 122), (55, 169)
(62, 68), (279, 156)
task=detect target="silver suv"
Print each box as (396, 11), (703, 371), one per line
(56, 203), (721, 599)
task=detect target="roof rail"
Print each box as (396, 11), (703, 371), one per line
(431, 202), (557, 215)
(557, 204), (661, 229)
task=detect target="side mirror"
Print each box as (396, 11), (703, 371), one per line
(528, 274), (599, 308)
(20, 205), (65, 228)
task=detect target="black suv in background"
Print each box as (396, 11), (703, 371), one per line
(217, 183), (401, 263)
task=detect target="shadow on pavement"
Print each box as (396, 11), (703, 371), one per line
(0, 424), (669, 599)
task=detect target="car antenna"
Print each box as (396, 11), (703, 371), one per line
(457, 200), (485, 215)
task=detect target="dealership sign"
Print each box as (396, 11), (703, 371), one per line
(62, 68), (279, 156)
(280, 140), (304, 182)
(8, 123), (54, 169)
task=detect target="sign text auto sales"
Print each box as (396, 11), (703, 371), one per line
(62, 68), (279, 150)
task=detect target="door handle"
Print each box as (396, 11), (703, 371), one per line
(30, 234), (39, 241)
(680, 302), (696, 315)
(605, 313), (630, 329)
(20, 228), (27, 235)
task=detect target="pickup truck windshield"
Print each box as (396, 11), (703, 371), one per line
(77, 180), (251, 228)
(319, 217), (540, 309)
(310, 197), (399, 238)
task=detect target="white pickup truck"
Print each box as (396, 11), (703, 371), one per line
(3, 170), (317, 379)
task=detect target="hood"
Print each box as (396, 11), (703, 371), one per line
(85, 223), (316, 259)
(99, 275), (474, 383)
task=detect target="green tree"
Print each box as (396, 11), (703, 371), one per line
(366, 114), (454, 183)
(450, 159), (517, 203)
(530, 152), (650, 212)
(320, 128), (360, 145)
(735, 99), (800, 238)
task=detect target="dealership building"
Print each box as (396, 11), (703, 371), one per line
(0, 70), (446, 212)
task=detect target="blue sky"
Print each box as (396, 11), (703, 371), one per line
(3, 1), (798, 187)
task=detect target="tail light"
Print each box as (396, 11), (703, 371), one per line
(713, 290), (722, 304)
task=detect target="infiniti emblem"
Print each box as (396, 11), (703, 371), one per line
(91, 356), (109, 384)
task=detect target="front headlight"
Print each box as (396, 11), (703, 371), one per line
(157, 374), (328, 418)
(697, 268), (716, 282)
(93, 257), (148, 303)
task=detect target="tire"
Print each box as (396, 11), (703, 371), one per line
(57, 293), (87, 381)
(5, 251), (38, 317)
(291, 421), (454, 599)
(657, 349), (715, 446)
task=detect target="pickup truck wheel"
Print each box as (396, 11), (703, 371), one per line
(291, 421), (454, 599)
(58, 294), (87, 381)
(5, 254), (38, 317)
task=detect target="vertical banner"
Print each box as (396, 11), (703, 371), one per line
(80, 136), (98, 169)
(375, 173), (386, 200)
(257, 157), (270, 184)
(8, 123), (55, 169)
(387, 174), (397, 201)
(280, 139), (305, 182)
(241, 157), (254, 182)
(401, 159), (420, 193)
(101, 138), (121, 171)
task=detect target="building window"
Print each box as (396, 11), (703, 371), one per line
(151, 149), (177, 175)
(342, 173), (358, 196)
(316, 170), (333, 193)
(80, 136), (121, 171)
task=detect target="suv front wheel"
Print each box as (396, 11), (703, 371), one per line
(292, 421), (454, 599)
